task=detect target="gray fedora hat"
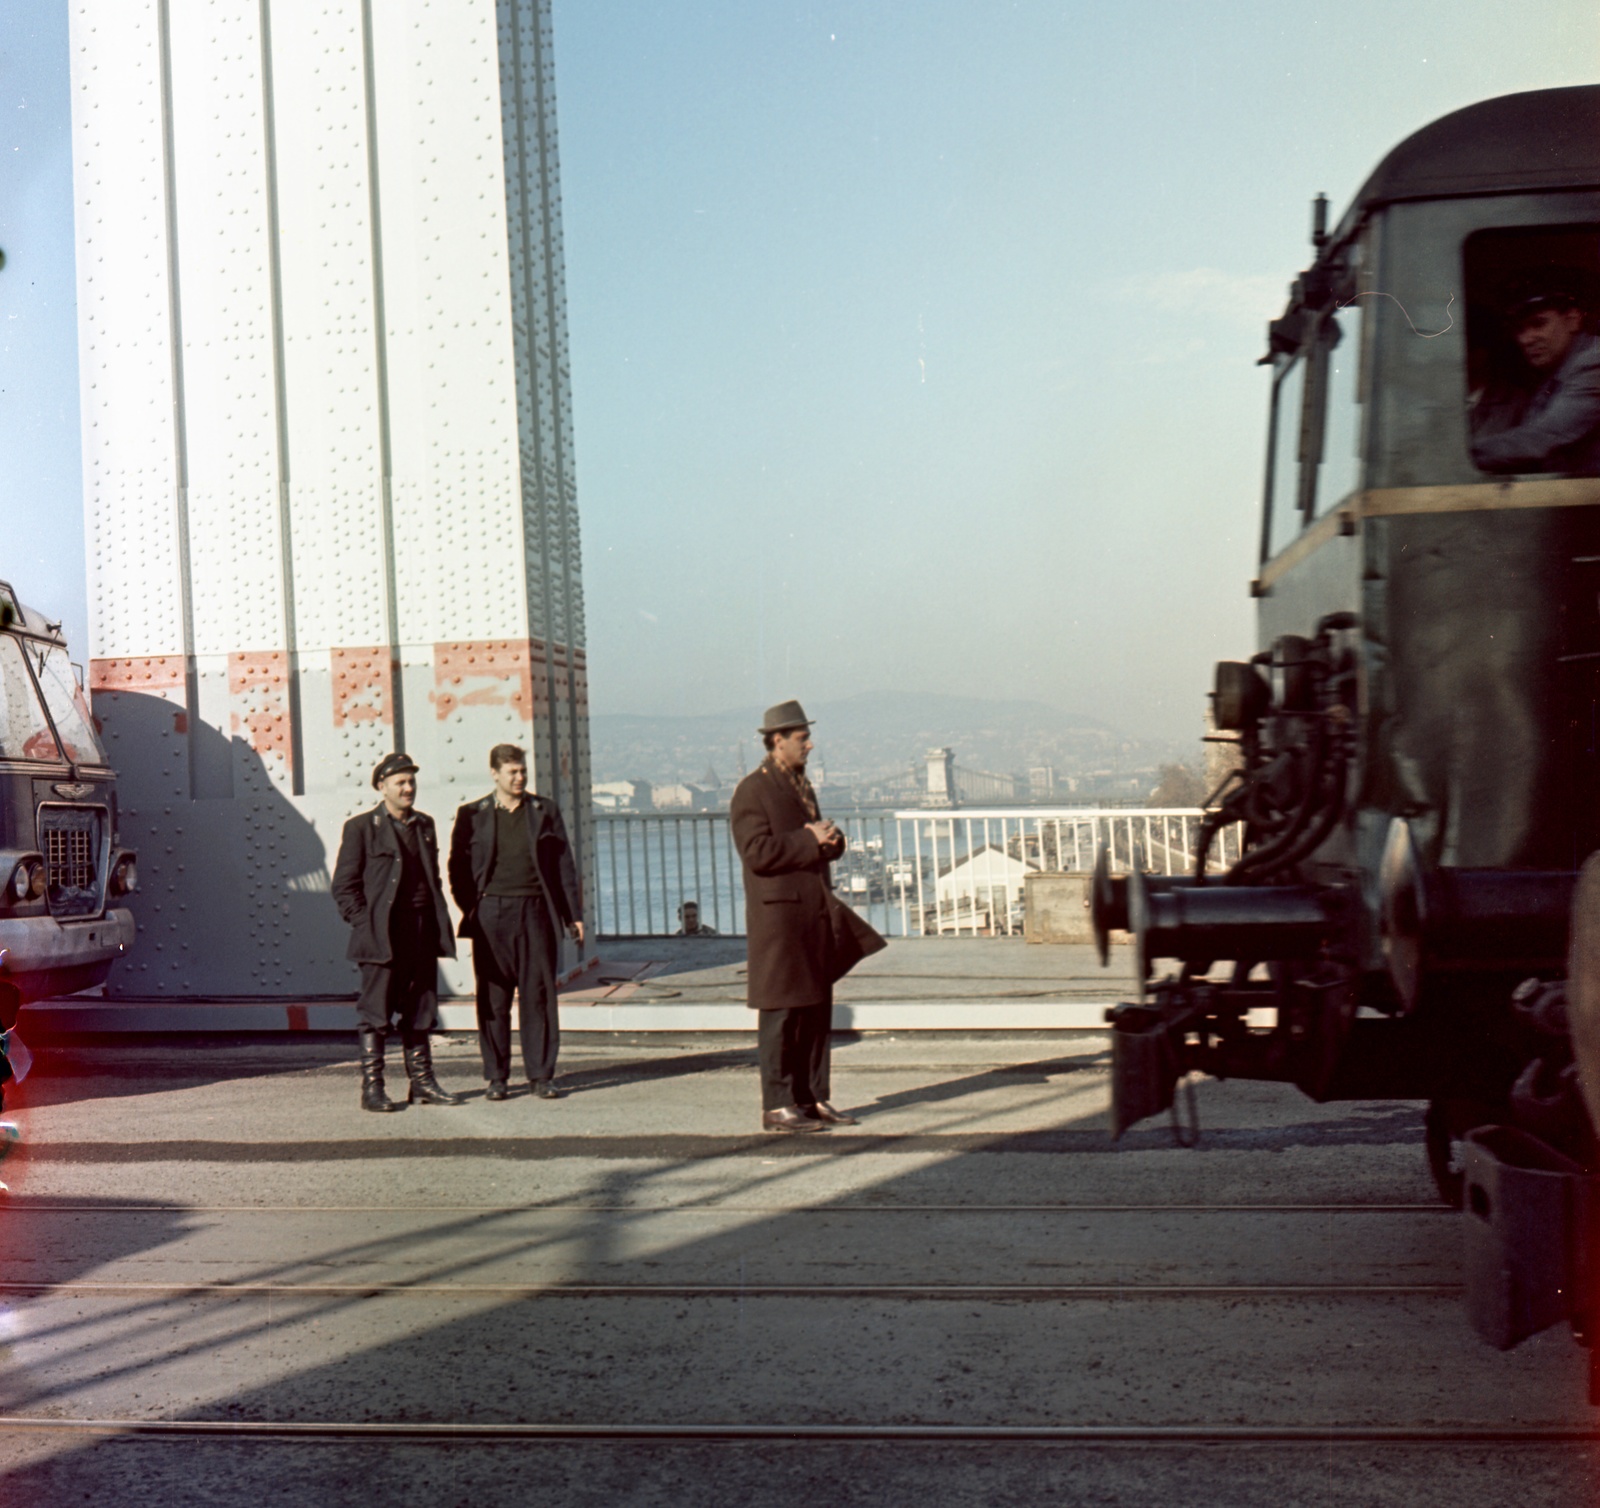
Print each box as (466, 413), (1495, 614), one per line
(759, 699), (812, 735)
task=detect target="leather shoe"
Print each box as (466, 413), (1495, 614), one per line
(532, 1079), (566, 1100)
(762, 1106), (829, 1133)
(806, 1101), (858, 1126)
(485, 1081), (509, 1102)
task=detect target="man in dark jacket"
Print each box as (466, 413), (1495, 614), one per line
(449, 743), (584, 1101)
(730, 700), (884, 1132)
(331, 753), (465, 1112)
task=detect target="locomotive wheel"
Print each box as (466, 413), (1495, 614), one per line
(1424, 1096), (1498, 1209)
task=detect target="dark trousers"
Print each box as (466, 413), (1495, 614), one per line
(757, 1003), (832, 1111)
(356, 906), (441, 1034)
(473, 894), (558, 1084)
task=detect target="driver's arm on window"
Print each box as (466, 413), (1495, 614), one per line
(1472, 357), (1600, 473)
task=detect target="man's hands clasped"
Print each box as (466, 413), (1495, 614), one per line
(806, 820), (845, 859)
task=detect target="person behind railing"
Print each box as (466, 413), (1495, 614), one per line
(673, 900), (719, 937)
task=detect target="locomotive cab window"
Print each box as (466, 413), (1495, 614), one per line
(1263, 355), (1307, 558)
(1464, 225), (1600, 477)
(1262, 294), (1365, 561)
(1318, 302), (1363, 510)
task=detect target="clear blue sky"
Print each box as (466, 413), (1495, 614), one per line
(2, 3), (1595, 740)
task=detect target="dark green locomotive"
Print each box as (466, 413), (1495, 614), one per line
(1097, 86), (1600, 1215)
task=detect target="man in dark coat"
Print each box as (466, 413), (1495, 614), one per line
(331, 753), (466, 1112)
(449, 742), (584, 1101)
(730, 700), (885, 1132)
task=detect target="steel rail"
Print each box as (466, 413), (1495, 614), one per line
(0, 1202), (1450, 1215)
(0, 1280), (1462, 1300)
(0, 1417), (1590, 1443)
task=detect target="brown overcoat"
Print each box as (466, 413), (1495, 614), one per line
(730, 760), (884, 1009)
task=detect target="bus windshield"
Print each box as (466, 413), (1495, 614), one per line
(33, 645), (107, 765)
(0, 637), (62, 762)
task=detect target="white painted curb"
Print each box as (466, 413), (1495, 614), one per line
(18, 998), (1116, 1034)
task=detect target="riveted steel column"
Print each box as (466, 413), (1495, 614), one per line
(72, 0), (592, 998)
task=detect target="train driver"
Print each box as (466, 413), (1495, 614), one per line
(1470, 274), (1600, 477)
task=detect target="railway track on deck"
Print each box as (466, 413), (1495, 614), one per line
(0, 1279), (1465, 1299)
(4, 1052), (1592, 1492)
(0, 1198), (1466, 1298)
(0, 1417), (1594, 1444)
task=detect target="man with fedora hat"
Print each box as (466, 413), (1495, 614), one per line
(730, 700), (885, 1132)
(332, 753), (466, 1112)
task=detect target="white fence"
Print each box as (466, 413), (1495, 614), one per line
(590, 808), (1241, 939)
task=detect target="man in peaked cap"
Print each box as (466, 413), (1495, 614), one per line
(331, 753), (466, 1112)
(1471, 270), (1600, 477)
(730, 700), (885, 1132)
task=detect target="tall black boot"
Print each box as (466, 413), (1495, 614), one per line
(360, 1027), (404, 1113)
(403, 1032), (466, 1106)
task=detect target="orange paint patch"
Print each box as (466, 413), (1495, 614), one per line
(227, 650), (291, 762)
(331, 647), (393, 728)
(431, 640), (541, 723)
(227, 651), (288, 695)
(90, 656), (186, 693)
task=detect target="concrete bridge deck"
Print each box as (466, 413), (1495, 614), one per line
(0, 1025), (1592, 1505)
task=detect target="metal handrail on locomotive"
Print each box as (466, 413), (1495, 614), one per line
(0, 581), (137, 1104)
(1093, 83), (1600, 1357)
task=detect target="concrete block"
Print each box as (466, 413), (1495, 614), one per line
(1025, 871), (1128, 946)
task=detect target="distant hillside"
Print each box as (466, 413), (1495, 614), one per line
(588, 689), (1192, 795)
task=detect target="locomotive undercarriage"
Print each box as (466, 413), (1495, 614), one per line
(1096, 608), (1600, 1378)
(1097, 611), (1593, 1203)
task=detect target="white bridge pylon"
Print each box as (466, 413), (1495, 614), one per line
(70, 0), (590, 998)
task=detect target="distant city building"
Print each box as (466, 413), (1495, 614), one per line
(933, 844), (1038, 934)
(592, 780), (649, 812)
(588, 743), (1173, 815)
(651, 782), (719, 811)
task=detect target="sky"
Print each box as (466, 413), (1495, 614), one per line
(1, 2), (1596, 741)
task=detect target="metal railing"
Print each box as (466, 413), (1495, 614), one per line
(591, 807), (1241, 939)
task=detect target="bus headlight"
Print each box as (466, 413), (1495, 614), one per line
(110, 856), (137, 896)
(8, 864), (27, 902)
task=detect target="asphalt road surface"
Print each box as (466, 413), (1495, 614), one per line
(0, 1031), (1594, 1506)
